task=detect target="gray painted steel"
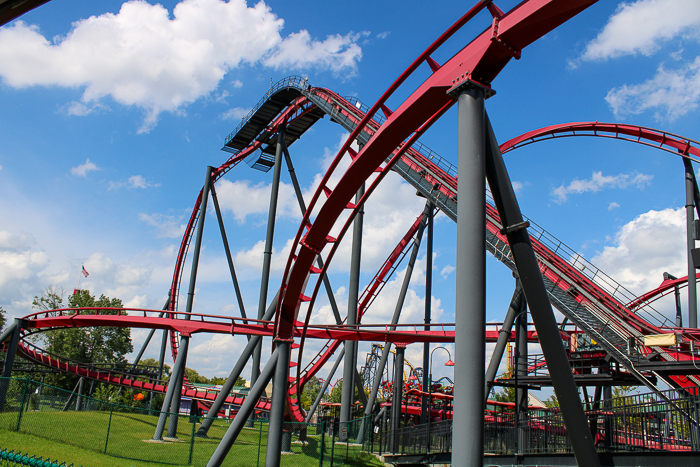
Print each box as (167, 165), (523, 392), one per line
(685, 158), (697, 328)
(152, 335), (187, 440)
(0, 320), (21, 410)
(453, 87), (487, 467)
(484, 115), (601, 467)
(265, 342), (291, 467)
(484, 282), (522, 404)
(197, 293), (279, 436)
(210, 182), (248, 324)
(251, 125), (286, 409)
(421, 202), (434, 424)
(168, 166), (214, 437)
(389, 345), (405, 453)
(515, 297), (528, 453)
(356, 200), (431, 444)
(340, 184), (365, 438)
(206, 349), (280, 467)
(305, 346), (344, 423)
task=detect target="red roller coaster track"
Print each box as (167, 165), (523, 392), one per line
(12, 0), (700, 429)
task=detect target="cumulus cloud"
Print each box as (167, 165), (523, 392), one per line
(551, 171), (653, 203)
(70, 158), (100, 177)
(110, 175), (160, 190)
(608, 201), (621, 211)
(0, 0), (364, 132)
(440, 264), (455, 279)
(215, 178), (300, 223)
(0, 230), (48, 305)
(138, 212), (186, 238)
(605, 57), (700, 121)
(580, 0), (700, 61)
(220, 107), (251, 121)
(592, 207), (686, 295)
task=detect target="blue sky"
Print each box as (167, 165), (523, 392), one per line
(1, 0), (700, 386)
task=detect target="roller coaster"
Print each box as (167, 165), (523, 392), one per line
(3, 1), (700, 466)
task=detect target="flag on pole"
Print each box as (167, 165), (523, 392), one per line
(82, 265), (89, 277)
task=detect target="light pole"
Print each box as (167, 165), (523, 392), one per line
(427, 346), (454, 453)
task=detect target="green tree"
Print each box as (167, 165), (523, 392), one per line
(491, 367), (515, 403)
(300, 376), (323, 411)
(185, 367), (209, 384)
(32, 287), (133, 390)
(210, 375), (246, 387)
(0, 306), (6, 332)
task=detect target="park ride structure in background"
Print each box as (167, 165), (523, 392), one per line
(3, 1), (700, 466)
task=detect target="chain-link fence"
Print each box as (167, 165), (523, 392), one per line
(0, 377), (381, 467)
(0, 447), (77, 467)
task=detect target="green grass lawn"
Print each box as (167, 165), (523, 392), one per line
(0, 409), (382, 467)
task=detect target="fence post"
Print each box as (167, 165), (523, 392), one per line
(319, 421), (325, 467)
(189, 415), (196, 465)
(330, 422), (336, 467)
(104, 403), (114, 454)
(256, 420), (263, 467)
(16, 378), (29, 431)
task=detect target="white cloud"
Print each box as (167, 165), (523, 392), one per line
(0, 231), (48, 305)
(215, 178), (300, 222)
(220, 107), (251, 121)
(511, 181), (525, 194)
(110, 175), (160, 190)
(608, 201), (621, 211)
(263, 30), (366, 74)
(592, 207), (686, 295)
(376, 31), (390, 40)
(138, 212), (186, 238)
(0, 0), (364, 132)
(70, 158), (100, 177)
(605, 57), (700, 121)
(440, 264), (455, 279)
(551, 171), (653, 203)
(580, 0), (700, 61)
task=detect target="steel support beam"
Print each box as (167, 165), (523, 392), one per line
(265, 341), (291, 467)
(251, 125), (286, 413)
(206, 349), (280, 467)
(305, 346), (345, 423)
(210, 182), (248, 324)
(453, 86), (486, 467)
(484, 281), (523, 404)
(0, 320), (21, 410)
(340, 183), (365, 438)
(152, 335), (187, 440)
(389, 344), (406, 453)
(685, 158), (697, 328)
(421, 201), (434, 424)
(516, 297), (528, 454)
(357, 200), (431, 444)
(484, 114), (601, 467)
(197, 293), (279, 436)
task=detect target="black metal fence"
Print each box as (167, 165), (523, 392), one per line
(0, 377), (381, 467)
(374, 385), (700, 456)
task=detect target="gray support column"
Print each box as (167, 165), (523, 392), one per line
(356, 201), (431, 444)
(388, 345), (405, 453)
(0, 320), (21, 410)
(305, 347), (345, 423)
(0, 320), (20, 378)
(251, 125), (286, 410)
(516, 298), (528, 454)
(152, 336), (187, 440)
(685, 158), (697, 328)
(283, 146), (343, 325)
(421, 202), (434, 424)
(197, 293), (279, 436)
(484, 282), (523, 404)
(340, 184), (365, 438)
(155, 167), (213, 440)
(265, 341), (291, 467)
(75, 377), (84, 411)
(484, 115), (601, 466)
(210, 182), (248, 323)
(167, 165), (214, 437)
(206, 349), (280, 467)
(453, 86), (486, 467)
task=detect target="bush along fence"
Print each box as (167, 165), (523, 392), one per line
(0, 377), (380, 467)
(0, 448), (80, 467)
